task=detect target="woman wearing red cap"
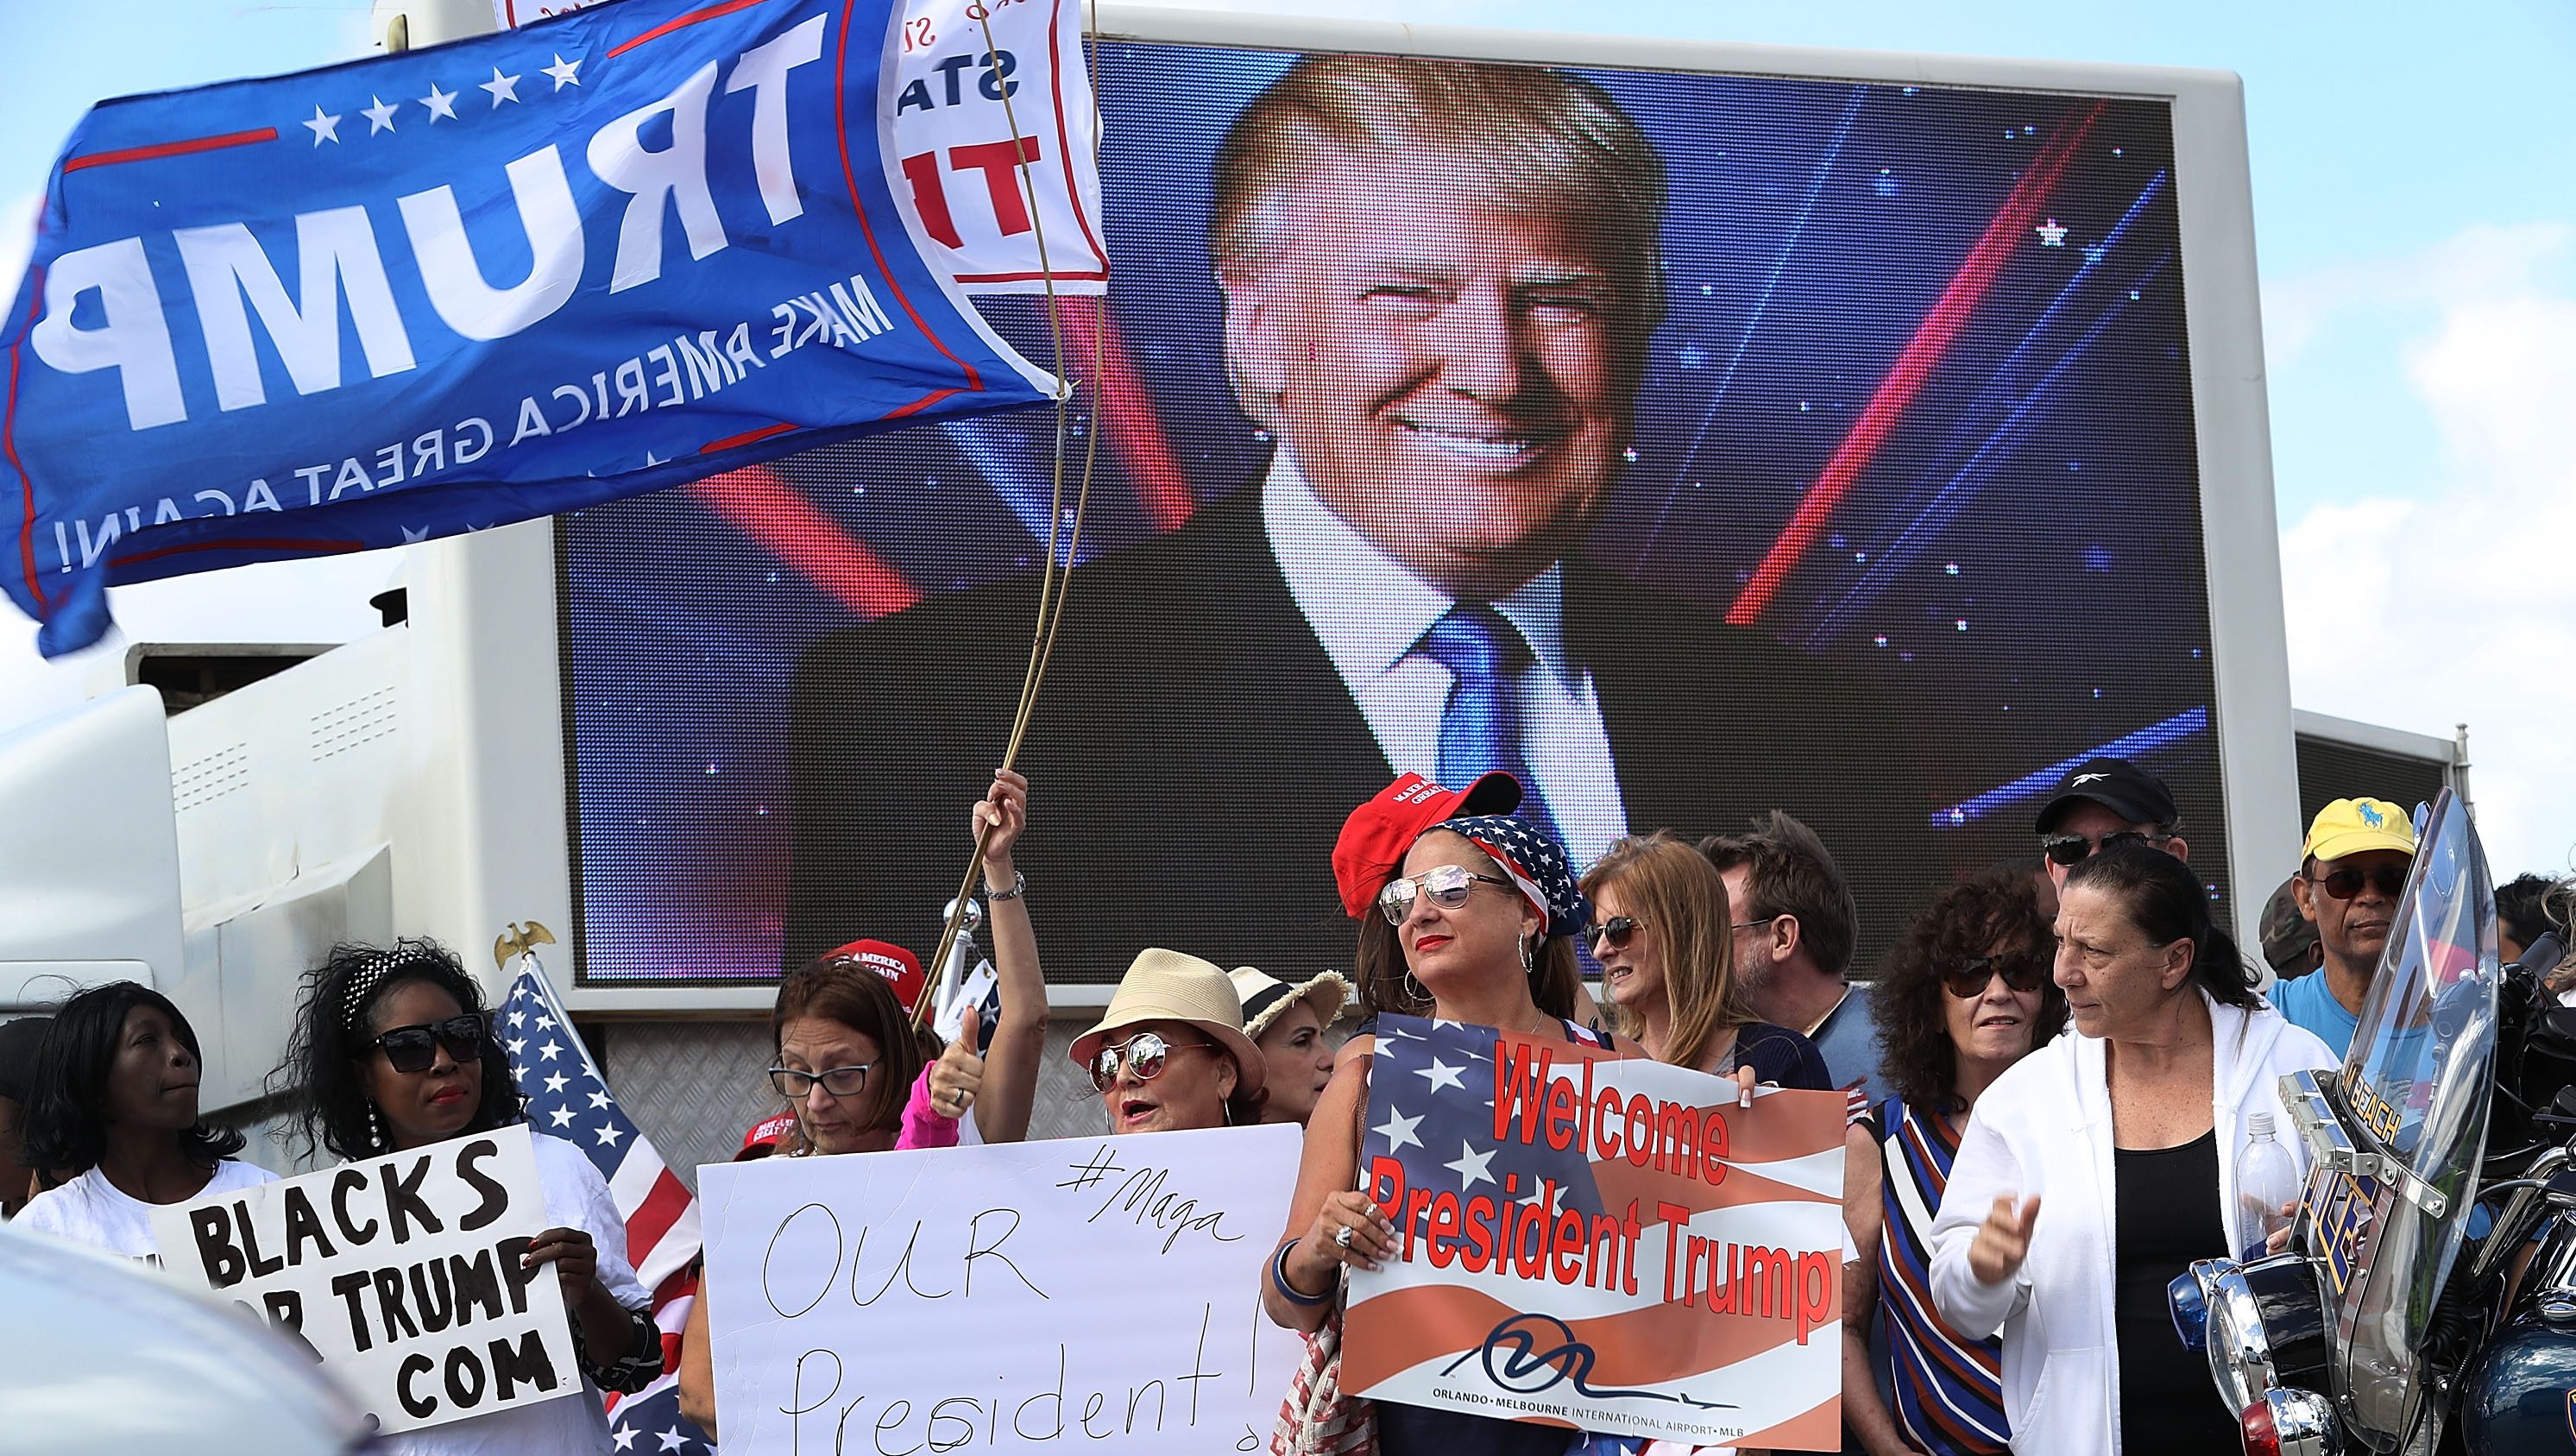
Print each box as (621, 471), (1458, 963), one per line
(677, 772), (1049, 1437)
(1263, 772), (1638, 1455)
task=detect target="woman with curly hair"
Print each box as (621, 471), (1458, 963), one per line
(1843, 868), (2063, 1456)
(16, 982), (274, 1257)
(270, 938), (663, 1456)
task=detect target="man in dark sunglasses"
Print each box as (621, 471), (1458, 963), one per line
(2275, 796), (2416, 1057)
(2031, 755), (2189, 898)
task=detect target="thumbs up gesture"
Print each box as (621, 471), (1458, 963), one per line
(929, 1005), (986, 1121)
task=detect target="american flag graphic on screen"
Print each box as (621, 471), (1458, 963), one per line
(502, 956), (714, 1453)
(1341, 1016), (1846, 1451)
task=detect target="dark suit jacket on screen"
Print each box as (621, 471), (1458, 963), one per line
(784, 485), (1937, 981)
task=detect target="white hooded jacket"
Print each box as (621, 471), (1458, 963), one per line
(1927, 990), (2339, 1455)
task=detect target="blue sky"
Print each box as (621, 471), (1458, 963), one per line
(3, 0), (2573, 873)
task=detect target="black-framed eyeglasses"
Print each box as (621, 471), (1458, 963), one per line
(373, 1014), (488, 1075)
(2040, 829), (2168, 867)
(2308, 864), (2409, 901)
(1376, 865), (1510, 925)
(1943, 950), (2052, 999)
(1089, 1031), (1220, 1093)
(1586, 916), (1640, 950)
(768, 1062), (876, 1099)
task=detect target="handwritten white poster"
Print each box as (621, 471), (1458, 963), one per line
(150, 1123), (579, 1435)
(702, 1125), (1305, 1454)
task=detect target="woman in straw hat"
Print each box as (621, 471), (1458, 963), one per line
(1260, 772), (1633, 1456)
(1077, 950), (1268, 1133)
(1229, 967), (1350, 1127)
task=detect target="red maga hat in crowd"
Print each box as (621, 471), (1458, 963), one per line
(1331, 771), (1522, 919)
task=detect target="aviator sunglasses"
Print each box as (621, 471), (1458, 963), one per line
(1089, 1031), (1222, 1092)
(1376, 865), (1512, 925)
(1943, 951), (2051, 999)
(2308, 864), (2409, 901)
(373, 1014), (489, 1074)
(2039, 829), (2169, 867)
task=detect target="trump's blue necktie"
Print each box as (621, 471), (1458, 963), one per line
(1417, 603), (1565, 848)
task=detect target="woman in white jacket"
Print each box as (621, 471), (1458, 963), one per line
(1929, 843), (2338, 1455)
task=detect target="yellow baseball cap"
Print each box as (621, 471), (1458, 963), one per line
(2302, 797), (2416, 863)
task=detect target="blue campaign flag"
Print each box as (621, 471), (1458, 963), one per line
(0, 0), (1058, 656)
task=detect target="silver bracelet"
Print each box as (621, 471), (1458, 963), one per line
(985, 870), (1027, 902)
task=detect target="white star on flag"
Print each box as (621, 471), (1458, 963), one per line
(302, 106), (342, 145)
(540, 1040), (564, 1061)
(1374, 1106), (1424, 1153)
(1414, 1056), (1466, 1093)
(544, 54), (583, 90)
(551, 1106), (576, 1127)
(507, 1009), (526, 1028)
(612, 1425), (638, 1452)
(596, 1124), (626, 1148)
(543, 1072), (569, 1094)
(400, 525), (431, 544)
(507, 1037), (526, 1056)
(536, 1014), (556, 1031)
(589, 1090), (611, 1110)
(657, 1428), (687, 1453)
(1445, 1141), (1496, 1191)
(420, 83), (458, 122)
(481, 67), (522, 106)
(362, 95), (400, 135)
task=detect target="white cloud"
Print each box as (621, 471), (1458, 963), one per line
(0, 189), (40, 308)
(2278, 226), (2576, 878)
(2265, 220), (2572, 364)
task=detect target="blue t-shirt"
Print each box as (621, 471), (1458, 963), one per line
(2270, 971), (2362, 1060)
(1809, 981), (1892, 1112)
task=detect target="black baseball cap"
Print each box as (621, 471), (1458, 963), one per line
(2034, 757), (2177, 834)
(0, 1016), (54, 1102)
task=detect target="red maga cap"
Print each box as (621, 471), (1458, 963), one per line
(822, 937), (927, 1015)
(736, 1112), (800, 1160)
(1332, 772), (1523, 918)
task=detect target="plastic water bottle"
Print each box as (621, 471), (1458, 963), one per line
(2235, 1112), (2302, 1259)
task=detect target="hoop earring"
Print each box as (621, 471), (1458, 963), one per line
(1402, 969), (1429, 1006)
(1521, 935), (1537, 979)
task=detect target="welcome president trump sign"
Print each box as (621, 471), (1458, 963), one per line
(1347, 1016), (1846, 1449)
(0, 0), (1058, 656)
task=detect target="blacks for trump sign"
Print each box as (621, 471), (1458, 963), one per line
(1345, 1018), (1845, 1449)
(150, 1124), (578, 1435)
(0, 0), (1056, 656)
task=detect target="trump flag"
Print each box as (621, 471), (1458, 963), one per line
(1346, 1016), (1846, 1450)
(1, 0), (1058, 657)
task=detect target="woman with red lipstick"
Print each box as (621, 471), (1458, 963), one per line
(274, 940), (663, 1456)
(15, 982), (275, 1258)
(1263, 772), (1625, 1456)
(1841, 869), (2063, 1456)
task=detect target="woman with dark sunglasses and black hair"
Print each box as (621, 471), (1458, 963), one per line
(1578, 830), (1831, 1092)
(1840, 868), (2063, 1456)
(15, 982), (275, 1258)
(271, 938), (662, 1456)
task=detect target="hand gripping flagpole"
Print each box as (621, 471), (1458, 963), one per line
(910, 0), (1110, 1031)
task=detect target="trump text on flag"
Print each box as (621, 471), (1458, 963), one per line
(1, 0), (1055, 655)
(1345, 1016), (1846, 1450)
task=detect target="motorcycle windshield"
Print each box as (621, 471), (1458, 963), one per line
(2308, 788), (2497, 1450)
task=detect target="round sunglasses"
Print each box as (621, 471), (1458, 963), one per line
(1943, 951), (2051, 999)
(1089, 1031), (1222, 1092)
(371, 1013), (488, 1075)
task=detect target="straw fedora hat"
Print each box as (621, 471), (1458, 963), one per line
(1072, 949), (1267, 1097)
(1228, 967), (1351, 1043)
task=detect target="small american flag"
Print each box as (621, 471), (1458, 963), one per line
(501, 955), (713, 1452)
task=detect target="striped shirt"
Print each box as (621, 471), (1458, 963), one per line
(1871, 1095), (2009, 1455)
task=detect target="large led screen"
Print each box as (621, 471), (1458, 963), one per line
(562, 39), (2228, 985)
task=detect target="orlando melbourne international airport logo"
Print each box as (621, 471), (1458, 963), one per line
(1444, 1311), (1735, 1413)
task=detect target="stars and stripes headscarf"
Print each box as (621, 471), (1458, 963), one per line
(1438, 813), (1590, 941)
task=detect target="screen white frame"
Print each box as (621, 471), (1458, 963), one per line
(440, 5), (2295, 1012)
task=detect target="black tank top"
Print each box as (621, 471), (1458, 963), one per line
(2113, 1129), (2235, 1452)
